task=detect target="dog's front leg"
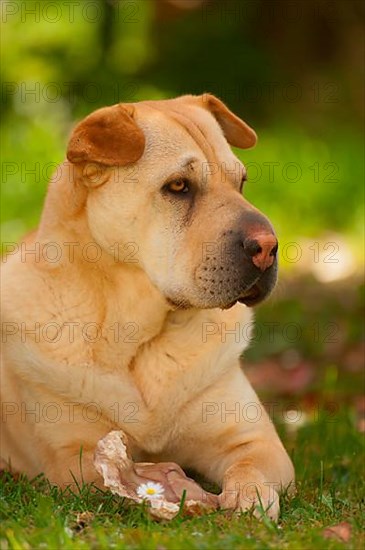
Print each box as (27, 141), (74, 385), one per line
(218, 440), (294, 521)
(185, 367), (295, 521)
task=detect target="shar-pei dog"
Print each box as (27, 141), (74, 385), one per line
(1, 94), (294, 520)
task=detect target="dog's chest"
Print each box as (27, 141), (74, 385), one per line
(116, 311), (252, 453)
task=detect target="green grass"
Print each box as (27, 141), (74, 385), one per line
(1, 405), (364, 550)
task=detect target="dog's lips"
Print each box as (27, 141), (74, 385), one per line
(238, 283), (262, 307)
(221, 300), (237, 310)
(220, 283), (262, 310)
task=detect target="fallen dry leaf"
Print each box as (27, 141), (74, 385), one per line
(323, 522), (352, 543)
(94, 431), (218, 521)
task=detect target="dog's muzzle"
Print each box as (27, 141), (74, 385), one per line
(195, 214), (278, 309)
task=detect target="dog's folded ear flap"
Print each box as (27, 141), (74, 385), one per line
(199, 94), (257, 149)
(67, 104), (145, 166)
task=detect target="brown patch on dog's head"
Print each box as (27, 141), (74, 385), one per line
(197, 93), (257, 149)
(143, 94), (257, 152)
(67, 103), (145, 167)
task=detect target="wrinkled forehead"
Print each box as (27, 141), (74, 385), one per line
(134, 102), (240, 178)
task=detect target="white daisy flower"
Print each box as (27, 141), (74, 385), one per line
(136, 481), (165, 500)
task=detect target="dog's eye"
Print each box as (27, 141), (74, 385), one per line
(165, 179), (190, 194)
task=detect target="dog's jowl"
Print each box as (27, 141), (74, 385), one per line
(1, 94), (294, 520)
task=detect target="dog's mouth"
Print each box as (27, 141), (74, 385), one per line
(221, 283), (262, 310)
(238, 283), (263, 306)
(166, 265), (276, 311)
(167, 281), (272, 311)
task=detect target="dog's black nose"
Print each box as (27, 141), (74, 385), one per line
(244, 234), (278, 271)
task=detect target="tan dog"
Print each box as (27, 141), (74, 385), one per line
(1, 95), (294, 520)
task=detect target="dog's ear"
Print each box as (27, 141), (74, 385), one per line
(198, 94), (257, 149)
(67, 104), (145, 167)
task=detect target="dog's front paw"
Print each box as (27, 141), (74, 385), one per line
(219, 465), (281, 521)
(219, 481), (280, 521)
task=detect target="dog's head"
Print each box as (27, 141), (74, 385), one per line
(67, 94), (277, 309)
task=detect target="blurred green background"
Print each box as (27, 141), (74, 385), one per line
(1, 0), (364, 401)
(1, 0), (364, 259)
